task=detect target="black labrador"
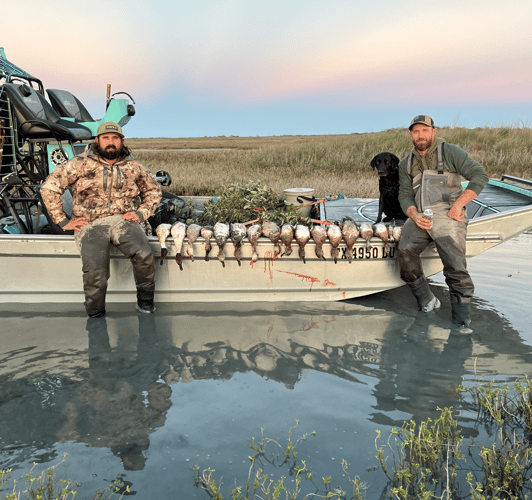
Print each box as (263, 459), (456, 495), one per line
(370, 152), (406, 223)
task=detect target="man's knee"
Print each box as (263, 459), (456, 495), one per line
(397, 246), (423, 283)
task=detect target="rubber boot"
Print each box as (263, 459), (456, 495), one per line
(136, 288), (156, 314)
(86, 304), (106, 318)
(410, 279), (441, 312)
(451, 296), (472, 332)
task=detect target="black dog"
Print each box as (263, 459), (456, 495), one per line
(370, 152), (406, 223)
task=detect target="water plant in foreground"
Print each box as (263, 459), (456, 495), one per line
(0, 455), (127, 500)
(194, 378), (532, 500)
(375, 406), (465, 499)
(4, 378), (532, 499)
(193, 420), (367, 500)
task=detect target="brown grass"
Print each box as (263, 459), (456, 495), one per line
(127, 128), (532, 198)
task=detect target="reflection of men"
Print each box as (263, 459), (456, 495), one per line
(56, 315), (174, 471)
(397, 115), (488, 330)
(41, 122), (162, 316)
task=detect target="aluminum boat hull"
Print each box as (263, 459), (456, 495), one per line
(1, 177), (531, 303)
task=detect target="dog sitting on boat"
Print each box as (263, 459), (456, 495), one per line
(370, 152), (406, 223)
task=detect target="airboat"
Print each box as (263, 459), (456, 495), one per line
(1, 48), (532, 304)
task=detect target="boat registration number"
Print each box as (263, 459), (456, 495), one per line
(340, 246), (396, 260)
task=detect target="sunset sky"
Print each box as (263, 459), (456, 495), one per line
(3, 0), (532, 137)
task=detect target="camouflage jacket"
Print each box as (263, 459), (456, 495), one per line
(40, 145), (162, 227)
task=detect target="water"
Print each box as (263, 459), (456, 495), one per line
(1, 233), (531, 499)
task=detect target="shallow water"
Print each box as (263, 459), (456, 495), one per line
(1, 232), (531, 499)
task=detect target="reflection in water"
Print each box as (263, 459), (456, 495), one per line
(80, 315), (174, 471)
(1, 235), (532, 498)
(2, 289), (532, 474)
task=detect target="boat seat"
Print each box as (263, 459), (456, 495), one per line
(46, 89), (95, 123)
(1, 83), (92, 142)
(35, 184), (74, 235)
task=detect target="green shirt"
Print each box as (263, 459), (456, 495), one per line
(398, 137), (489, 214)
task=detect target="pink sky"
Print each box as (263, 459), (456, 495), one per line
(3, 0), (531, 136)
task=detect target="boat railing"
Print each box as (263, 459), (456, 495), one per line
(500, 174), (532, 190)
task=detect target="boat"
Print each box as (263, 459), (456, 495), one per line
(1, 175), (532, 303)
(1, 49), (532, 304)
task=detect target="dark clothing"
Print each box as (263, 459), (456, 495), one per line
(75, 215), (156, 316)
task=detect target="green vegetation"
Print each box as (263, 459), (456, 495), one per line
(4, 378), (532, 499)
(129, 127), (532, 198)
(199, 180), (312, 226)
(194, 421), (366, 500)
(0, 455), (127, 500)
(192, 378), (532, 500)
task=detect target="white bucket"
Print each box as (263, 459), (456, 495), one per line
(284, 188), (315, 218)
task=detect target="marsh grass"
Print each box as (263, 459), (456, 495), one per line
(129, 127), (532, 198)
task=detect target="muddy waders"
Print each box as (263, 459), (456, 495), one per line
(397, 212), (473, 327)
(401, 147), (475, 329)
(75, 215), (156, 317)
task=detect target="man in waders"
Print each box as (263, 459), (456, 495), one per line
(397, 115), (488, 331)
(41, 122), (162, 317)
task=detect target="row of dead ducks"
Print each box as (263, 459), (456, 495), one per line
(156, 219), (402, 269)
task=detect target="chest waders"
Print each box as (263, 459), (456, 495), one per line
(75, 215), (156, 317)
(399, 143), (473, 329)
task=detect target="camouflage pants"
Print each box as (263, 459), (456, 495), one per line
(397, 213), (474, 301)
(75, 215), (155, 316)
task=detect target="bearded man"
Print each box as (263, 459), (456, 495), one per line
(41, 122), (162, 317)
(397, 115), (488, 331)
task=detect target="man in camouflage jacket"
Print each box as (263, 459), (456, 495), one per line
(41, 122), (162, 317)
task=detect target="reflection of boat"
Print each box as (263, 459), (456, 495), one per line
(1, 176), (532, 303)
(1, 292), (532, 470)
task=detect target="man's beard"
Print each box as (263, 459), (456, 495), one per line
(414, 137), (433, 153)
(95, 143), (123, 160)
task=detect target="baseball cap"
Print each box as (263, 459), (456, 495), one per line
(97, 121), (124, 137)
(409, 115), (434, 130)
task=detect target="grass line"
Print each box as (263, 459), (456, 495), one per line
(129, 127), (532, 198)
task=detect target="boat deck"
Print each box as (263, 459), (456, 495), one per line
(319, 176), (532, 224)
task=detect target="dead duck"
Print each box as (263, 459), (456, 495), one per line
(156, 223), (172, 265)
(201, 226), (214, 261)
(341, 218), (359, 263)
(280, 224), (294, 257)
(185, 223), (202, 261)
(310, 225), (327, 260)
(295, 225), (311, 263)
(170, 222), (187, 271)
(262, 221), (282, 258)
(231, 223), (247, 266)
(372, 222), (389, 248)
(327, 223), (343, 263)
(247, 224), (262, 263)
(359, 222), (373, 249)
(213, 222), (230, 267)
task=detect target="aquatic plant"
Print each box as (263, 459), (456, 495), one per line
(193, 378), (532, 500)
(5, 378), (532, 500)
(460, 377), (532, 499)
(199, 180), (312, 226)
(375, 406), (464, 499)
(193, 420), (367, 500)
(0, 454), (127, 500)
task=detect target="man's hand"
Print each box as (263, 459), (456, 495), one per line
(447, 188), (477, 222)
(122, 212), (141, 223)
(406, 206), (432, 230)
(447, 203), (465, 222)
(63, 217), (89, 232)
